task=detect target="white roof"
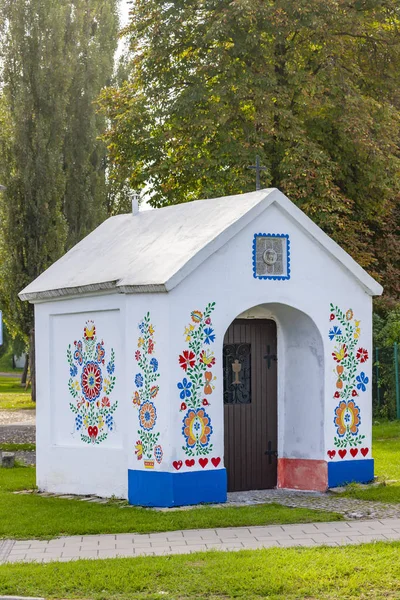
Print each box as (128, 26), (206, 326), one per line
(19, 188), (382, 302)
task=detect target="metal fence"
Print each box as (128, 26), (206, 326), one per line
(374, 343), (400, 419)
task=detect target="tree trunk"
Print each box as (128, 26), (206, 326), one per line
(21, 353), (29, 386)
(29, 328), (36, 403)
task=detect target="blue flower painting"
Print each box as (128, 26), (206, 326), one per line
(328, 326), (342, 341)
(356, 371), (369, 392)
(177, 377), (192, 400)
(204, 327), (215, 345)
(149, 358), (158, 373)
(135, 373), (144, 388)
(107, 361), (115, 375)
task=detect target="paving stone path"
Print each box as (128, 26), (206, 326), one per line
(19, 487), (400, 521)
(0, 424), (35, 445)
(1, 519), (400, 563)
(0, 410), (36, 465)
(223, 489), (400, 520)
(0, 410), (35, 427)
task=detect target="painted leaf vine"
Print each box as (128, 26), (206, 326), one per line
(178, 302), (216, 457)
(329, 305), (369, 450)
(133, 312), (163, 466)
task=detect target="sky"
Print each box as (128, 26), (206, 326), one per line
(116, 1), (131, 61)
(119, 0), (131, 28)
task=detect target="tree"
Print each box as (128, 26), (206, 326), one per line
(63, 0), (119, 249)
(0, 0), (119, 400)
(100, 0), (400, 302)
(0, 0), (70, 400)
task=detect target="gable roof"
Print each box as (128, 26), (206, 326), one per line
(19, 188), (383, 302)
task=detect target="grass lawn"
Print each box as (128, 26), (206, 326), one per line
(0, 465), (341, 539)
(1, 543), (400, 599)
(0, 376), (34, 410)
(340, 420), (400, 503)
(0, 443), (35, 452)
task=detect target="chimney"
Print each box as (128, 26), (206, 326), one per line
(131, 192), (140, 215)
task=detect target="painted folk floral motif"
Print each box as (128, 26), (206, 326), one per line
(68, 321), (117, 444)
(133, 312), (162, 468)
(178, 302), (216, 457)
(329, 305), (369, 455)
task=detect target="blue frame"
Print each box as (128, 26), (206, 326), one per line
(252, 233), (291, 280)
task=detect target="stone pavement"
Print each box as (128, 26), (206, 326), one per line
(0, 409), (36, 465)
(1, 519), (400, 563)
(0, 410), (35, 427)
(223, 489), (400, 520)
(23, 487), (400, 521)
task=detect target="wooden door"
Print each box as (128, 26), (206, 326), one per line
(223, 319), (277, 492)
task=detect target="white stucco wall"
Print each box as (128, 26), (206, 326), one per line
(35, 294), (129, 498)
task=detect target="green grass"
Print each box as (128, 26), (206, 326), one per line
(1, 543), (400, 599)
(0, 443), (35, 452)
(340, 420), (400, 503)
(0, 376), (34, 410)
(0, 465), (341, 539)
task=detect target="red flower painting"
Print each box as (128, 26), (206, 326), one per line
(356, 348), (369, 363)
(81, 362), (103, 402)
(179, 350), (196, 371)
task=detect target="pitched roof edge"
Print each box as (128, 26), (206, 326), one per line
(273, 193), (383, 297)
(19, 281), (119, 303)
(117, 284), (168, 294)
(163, 189), (278, 292)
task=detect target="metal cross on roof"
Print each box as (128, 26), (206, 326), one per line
(248, 155), (267, 191)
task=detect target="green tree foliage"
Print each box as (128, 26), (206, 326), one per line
(100, 0), (400, 301)
(373, 309), (400, 419)
(0, 0), (119, 398)
(63, 0), (119, 248)
(0, 0), (69, 358)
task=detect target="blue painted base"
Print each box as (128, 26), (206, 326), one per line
(328, 459), (374, 488)
(128, 468), (227, 508)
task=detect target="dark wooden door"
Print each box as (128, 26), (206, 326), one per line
(223, 319), (277, 492)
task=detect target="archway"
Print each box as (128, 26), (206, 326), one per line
(222, 303), (325, 492)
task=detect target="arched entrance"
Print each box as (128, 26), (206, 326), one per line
(223, 303), (325, 493)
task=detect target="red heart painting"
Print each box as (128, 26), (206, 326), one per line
(350, 448), (358, 458)
(327, 450), (336, 460)
(211, 457), (221, 468)
(173, 460), (183, 471)
(199, 458), (208, 468)
(88, 426), (98, 439)
(185, 459), (195, 468)
(361, 447), (369, 457)
(338, 449), (347, 459)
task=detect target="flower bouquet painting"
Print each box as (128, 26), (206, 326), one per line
(67, 321), (118, 445)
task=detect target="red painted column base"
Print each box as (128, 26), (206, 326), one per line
(277, 458), (328, 492)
